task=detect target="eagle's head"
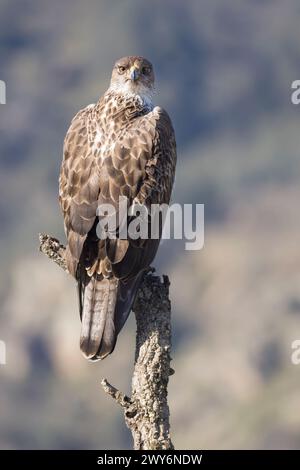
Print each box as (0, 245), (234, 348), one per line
(110, 56), (155, 105)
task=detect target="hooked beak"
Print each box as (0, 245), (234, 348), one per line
(130, 67), (140, 82)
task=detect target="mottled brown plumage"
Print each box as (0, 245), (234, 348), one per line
(59, 56), (176, 360)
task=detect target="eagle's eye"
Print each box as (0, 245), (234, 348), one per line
(118, 65), (126, 74)
(142, 66), (151, 75)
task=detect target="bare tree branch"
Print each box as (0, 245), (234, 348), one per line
(39, 233), (174, 450)
(39, 233), (67, 271)
(100, 378), (132, 408)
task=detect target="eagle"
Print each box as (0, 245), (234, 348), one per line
(59, 56), (177, 361)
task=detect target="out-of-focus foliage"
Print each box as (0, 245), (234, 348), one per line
(1, 0), (300, 449)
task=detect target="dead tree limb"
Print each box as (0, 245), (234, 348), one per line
(39, 233), (174, 450)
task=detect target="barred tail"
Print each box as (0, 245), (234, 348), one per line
(80, 277), (118, 360)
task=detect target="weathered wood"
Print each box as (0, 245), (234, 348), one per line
(39, 233), (174, 450)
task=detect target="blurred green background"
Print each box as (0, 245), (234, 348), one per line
(1, 0), (300, 449)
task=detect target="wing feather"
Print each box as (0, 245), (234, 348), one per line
(59, 105), (99, 274)
(107, 105), (177, 279)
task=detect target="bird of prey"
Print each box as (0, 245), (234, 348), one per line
(59, 56), (176, 361)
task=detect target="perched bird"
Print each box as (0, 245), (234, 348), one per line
(59, 56), (177, 361)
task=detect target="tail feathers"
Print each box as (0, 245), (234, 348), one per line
(80, 277), (118, 360)
(114, 272), (144, 334)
